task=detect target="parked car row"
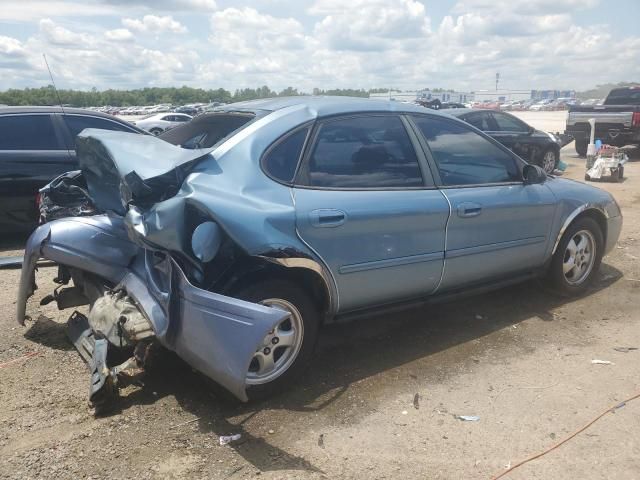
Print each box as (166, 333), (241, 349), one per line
(88, 102), (227, 117)
(16, 97), (622, 408)
(469, 98), (582, 112)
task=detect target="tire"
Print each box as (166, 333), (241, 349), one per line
(575, 138), (588, 157)
(234, 279), (320, 401)
(548, 217), (603, 296)
(540, 148), (559, 174)
(149, 128), (163, 136)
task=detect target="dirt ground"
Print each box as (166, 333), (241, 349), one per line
(1, 111), (639, 480)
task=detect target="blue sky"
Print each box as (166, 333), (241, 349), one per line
(0, 0), (638, 91)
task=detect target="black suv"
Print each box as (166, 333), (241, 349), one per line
(0, 107), (144, 230)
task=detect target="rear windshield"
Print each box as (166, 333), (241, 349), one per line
(160, 113), (255, 149)
(603, 88), (640, 105)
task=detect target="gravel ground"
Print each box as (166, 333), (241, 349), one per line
(1, 111), (639, 480)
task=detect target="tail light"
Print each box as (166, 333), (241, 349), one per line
(632, 112), (640, 127)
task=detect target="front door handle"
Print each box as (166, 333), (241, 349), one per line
(309, 209), (346, 227)
(457, 202), (482, 218)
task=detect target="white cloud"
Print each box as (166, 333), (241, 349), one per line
(311, 0), (430, 51)
(104, 28), (134, 41)
(102, 0), (217, 10)
(0, 0), (638, 92)
(122, 15), (187, 34)
(39, 18), (94, 47)
(0, 36), (27, 57)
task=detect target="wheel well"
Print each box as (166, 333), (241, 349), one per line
(225, 259), (332, 320)
(574, 209), (607, 243)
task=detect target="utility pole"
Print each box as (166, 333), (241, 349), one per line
(495, 72), (500, 91)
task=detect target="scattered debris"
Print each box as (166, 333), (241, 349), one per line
(318, 434), (324, 448)
(475, 314), (485, 320)
(219, 434), (241, 446)
(413, 393), (420, 410)
(0, 351), (40, 369)
(626, 278), (640, 283)
(613, 347), (638, 353)
(401, 410), (408, 415)
(591, 359), (614, 365)
(171, 417), (200, 429)
(268, 429), (275, 434)
(456, 415), (480, 422)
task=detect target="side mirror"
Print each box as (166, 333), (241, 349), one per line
(523, 164), (547, 184)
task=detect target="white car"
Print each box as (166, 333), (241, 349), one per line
(133, 113), (192, 135)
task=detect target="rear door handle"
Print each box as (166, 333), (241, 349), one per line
(309, 209), (346, 227)
(457, 202), (482, 218)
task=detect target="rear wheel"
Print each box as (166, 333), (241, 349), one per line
(548, 217), (603, 296)
(149, 127), (163, 136)
(575, 139), (588, 157)
(235, 279), (320, 400)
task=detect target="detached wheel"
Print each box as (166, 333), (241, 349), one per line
(575, 139), (588, 157)
(548, 217), (603, 296)
(235, 279), (319, 400)
(540, 148), (559, 174)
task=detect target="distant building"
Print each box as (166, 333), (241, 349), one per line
(472, 89), (531, 102)
(531, 90), (576, 100)
(369, 89), (473, 104)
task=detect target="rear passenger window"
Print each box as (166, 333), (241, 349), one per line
(262, 127), (309, 183)
(64, 115), (135, 139)
(0, 114), (61, 150)
(412, 115), (520, 186)
(303, 116), (423, 188)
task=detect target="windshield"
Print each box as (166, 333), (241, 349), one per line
(604, 88), (640, 105)
(159, 113), (255, 149)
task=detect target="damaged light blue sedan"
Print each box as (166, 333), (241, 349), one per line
(17, 97), (622, 409)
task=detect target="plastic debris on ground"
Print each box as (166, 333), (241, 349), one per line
(456, 415), (480, 422)
(556, 159), (568, 172)
(219, 434), (241, 446)
(591, 359), (614, 365)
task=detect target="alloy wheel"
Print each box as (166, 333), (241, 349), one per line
(246, 298), (304, 385)
(562, 230), (596, 285)
(542, 151), (556, 174)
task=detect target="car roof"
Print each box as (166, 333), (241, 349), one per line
(0, 105), (123, 120)
(217, 96), (435, 117)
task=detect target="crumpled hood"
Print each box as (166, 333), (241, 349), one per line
(76, 129), (215, 215)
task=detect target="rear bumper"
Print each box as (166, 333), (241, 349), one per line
(565, 126), (640, 146)
(16, 216), (287, 401)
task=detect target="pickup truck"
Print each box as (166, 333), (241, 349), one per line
(565, 86), (640, 156)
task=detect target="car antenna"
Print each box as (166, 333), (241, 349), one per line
(43, 53), (66, 115)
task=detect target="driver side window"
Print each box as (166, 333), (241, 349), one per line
(411, 115), (521, 186)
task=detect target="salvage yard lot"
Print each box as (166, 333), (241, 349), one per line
(1, 111), (639, 480)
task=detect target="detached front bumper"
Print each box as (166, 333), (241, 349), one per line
(16, 216), (288, 402)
